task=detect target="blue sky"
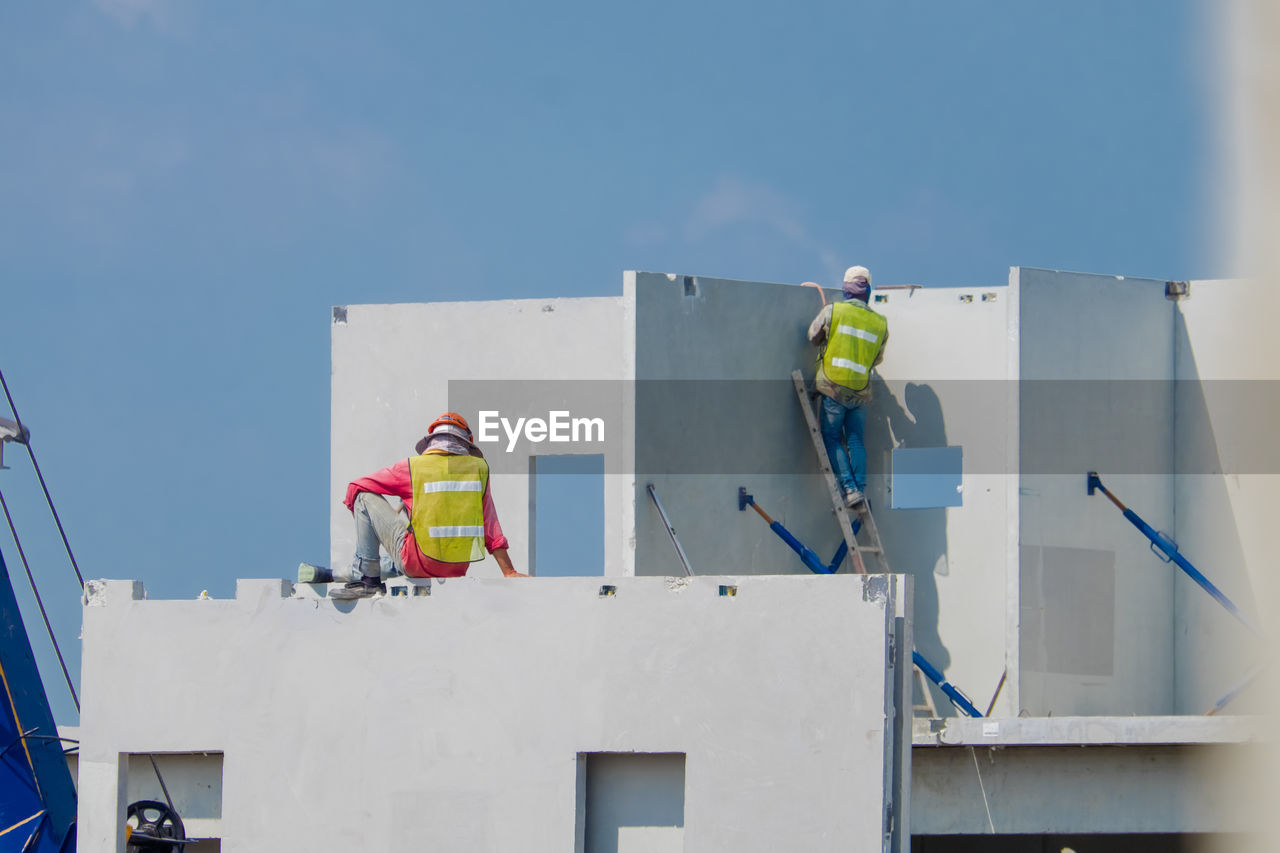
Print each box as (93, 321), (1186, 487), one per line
(1, 1), (1216, 724)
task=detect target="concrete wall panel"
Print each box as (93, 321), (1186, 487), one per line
(330, 295), (634, 578)
(79, 575), (904, 852)
(632, 274), (1015, 717)
(1172, 278), (1280, 714)
(631, 272), (842, 582)
(1016, 268), (1176, 715)
(872, 287), (1015, 719)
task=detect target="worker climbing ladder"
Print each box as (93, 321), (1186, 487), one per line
(791, 369), (889, 574)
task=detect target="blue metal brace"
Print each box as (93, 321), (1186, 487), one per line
(1088, 472), (1265, 714)
(1087, 472), (1260, 635)
(739, 487), (853, 574)
(912, 650), (983, 717)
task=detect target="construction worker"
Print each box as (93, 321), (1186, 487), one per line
(332, 412), (527, 599)
(807, 266), (889, 508)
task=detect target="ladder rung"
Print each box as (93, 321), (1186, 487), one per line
(791, 368), (888, 574)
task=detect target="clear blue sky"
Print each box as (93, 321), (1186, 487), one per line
(1, 1), (1216, 724)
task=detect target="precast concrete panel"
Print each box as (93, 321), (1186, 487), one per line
(77, 574), (907, 853)
(1172, 278), (1279, 714)
(632, 273), (1015, 719)
(1015, 267), (1176, 715)
(871, 286), (1015, 720)
(631, 272), (843, 581)
(330, 295), (635, 579)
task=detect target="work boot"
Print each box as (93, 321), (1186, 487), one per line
(297, 562), (333, 584)
(843, 488), (866, 508)
(329, 575), (386, 600)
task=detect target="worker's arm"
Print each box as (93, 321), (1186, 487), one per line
(480, 483), (526, 576)
(343, 459), (412, 511)
(807, 304), (832, 345)
(491, 548), (528, 578)
(873, 327), (889, 368)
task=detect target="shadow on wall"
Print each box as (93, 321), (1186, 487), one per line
(866, 378), (953, 714)
(1171, 311), (1257, 713)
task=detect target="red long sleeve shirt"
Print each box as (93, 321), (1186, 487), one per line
(343, 454), (510, 578)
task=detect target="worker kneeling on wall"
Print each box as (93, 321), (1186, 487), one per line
(333, 412), (527, 599)
(807, 266), (889, 509)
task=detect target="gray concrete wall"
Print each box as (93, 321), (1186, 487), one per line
(77, 574), (905, 852)
(1172, 278), (1278, 714)
(330, 295), (635, 578)
(632, 272), (1017, 719)
(631, 272), (843, 581)
(912, 742), (1264, 835)
(1015, 267), (1177, 716)
(870, 285), (1016, 719)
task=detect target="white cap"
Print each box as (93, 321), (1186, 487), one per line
(843, 265), (871, 284)
(429, 424), (471, 442)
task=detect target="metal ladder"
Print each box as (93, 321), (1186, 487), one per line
(791, 369), (890, 574)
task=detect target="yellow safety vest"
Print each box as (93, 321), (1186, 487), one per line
(820, 300), (887, 392)
(409, 453), (489, 563)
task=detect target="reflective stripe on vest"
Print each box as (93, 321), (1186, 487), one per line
(420, 480), (484, 494)
(820, 301), (887, 392)
(409, 453), (489, 563)
(428, 525), (484, 538)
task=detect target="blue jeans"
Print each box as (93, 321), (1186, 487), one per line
(353, 492), (407, 577)
(820, 395), (867, 494)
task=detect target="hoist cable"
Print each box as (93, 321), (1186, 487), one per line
(0, 487), (80, 713)
(0, 370), (84, 589)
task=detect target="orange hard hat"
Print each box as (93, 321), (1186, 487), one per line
(417, 412), (474, 453)
(429, 412), (472, 439)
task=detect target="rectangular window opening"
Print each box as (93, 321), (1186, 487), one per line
(124, 751), (224, 850)
(576, 752), (686, 853)
(530, 454), (605, 577)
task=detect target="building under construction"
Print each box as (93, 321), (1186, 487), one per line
(63, 267), (1274, 851)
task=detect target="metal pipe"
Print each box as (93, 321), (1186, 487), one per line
(1205, 662), (1265, 715)
(646, 484), (693, 577)
(739, 488), (848, 574)
(1088, 472), (1260, 635)
(984, 669), (1008, 718)
(1123, 507), (1261, 634)
(913, 650), (983, 718)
